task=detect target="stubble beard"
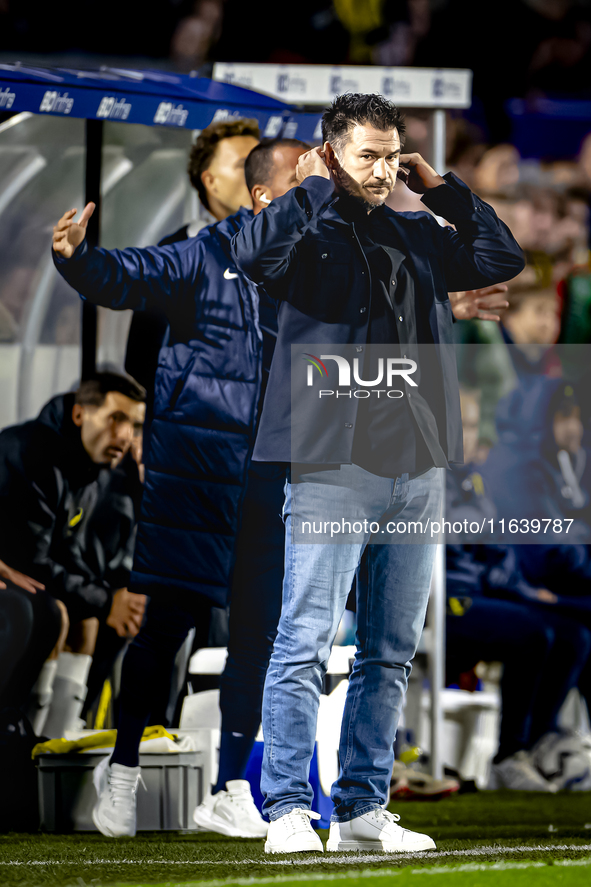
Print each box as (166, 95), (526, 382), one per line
(334, 164), (393, 212)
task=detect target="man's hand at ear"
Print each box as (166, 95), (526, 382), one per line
(295, 147), (331, 184)
(52, 203), (96, 259)
(397, 153), (445, 193)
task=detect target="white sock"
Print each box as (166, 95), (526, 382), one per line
(56, 651), (93, 686)
(43, 653), (92, 739)
(25, 659), (58, 736)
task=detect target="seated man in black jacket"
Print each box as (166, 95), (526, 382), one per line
(0, 371), (146, 737)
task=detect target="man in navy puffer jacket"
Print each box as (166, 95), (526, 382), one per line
(52, 137), (309, 839)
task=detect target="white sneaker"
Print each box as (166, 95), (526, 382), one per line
(264, 808), (323, 854)
(327, 808), (435, 853)
(487, 750), (558, 792)
(193, 780), (268, 838)
(92, 757), (144, 837)
(532, 731), (591, 791)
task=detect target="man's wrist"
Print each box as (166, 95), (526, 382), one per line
(423, 174), (446, 190)
(421, 172), (481, 217)
(296, 176), (335, 219)
(52, 239), (88, 265)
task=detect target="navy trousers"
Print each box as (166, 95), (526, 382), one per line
(112, 461), (285, 768)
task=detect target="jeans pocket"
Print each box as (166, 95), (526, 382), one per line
(281, 481), (292, 525)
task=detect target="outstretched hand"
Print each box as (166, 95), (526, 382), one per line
(449, 284), (509, 322)
(52, 203), (95, 258)
(0, 558), (45, 594)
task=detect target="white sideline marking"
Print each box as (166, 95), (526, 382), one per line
(119, 857), (591, 887)
(3, 843), (591, 869)
(5, 856), (590, 887)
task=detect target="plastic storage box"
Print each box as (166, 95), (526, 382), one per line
(37, 751), (204, 831)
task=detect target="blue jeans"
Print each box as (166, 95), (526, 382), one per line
(261, 463), (444, 822)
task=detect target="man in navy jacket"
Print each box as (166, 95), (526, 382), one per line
(51, 137), (309, 840)
(232, 93), (525, 854)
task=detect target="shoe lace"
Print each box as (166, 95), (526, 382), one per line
(109, 770), (146, 808)
(285, 808), (321, 826)
(371, 808), (401, 825)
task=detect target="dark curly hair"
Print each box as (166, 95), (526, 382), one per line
(188, 119), (260, 211)
(321, 94), (406, 158)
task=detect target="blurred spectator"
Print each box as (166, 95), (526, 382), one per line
(170, 0), (224, 72)
(446, 387), (591, 790)
(445, 117), (488, 192)
(0, 371), (146, 737)
(473, 145), (522, 198)
(513, 189), (584, 269)
(476, 182), (588, 279)
(1, 0), (591, 123)
(371, 0), (432, 66)
(500, 272), (562, 378)
(415, 0), (591, 142)
(0, 1), (210, 67)
(454, 324), (517, 461)
(481, 377), (591, 540)
(454, 262), (562, 452)
(559, 269), (591, 343)
(211, 0), (349, 64)
(327, 0), (432, 65)
(0, 0), (350, 69)
(578, 132), (591, 188)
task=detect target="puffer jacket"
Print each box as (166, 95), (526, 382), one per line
(52, 208), (262, 607)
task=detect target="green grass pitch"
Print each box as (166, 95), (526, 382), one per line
(2, 793), (591, 887)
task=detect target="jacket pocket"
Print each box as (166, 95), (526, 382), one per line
(169, 372), (190, 410)
(297, 239), (353, 321)
(154, 345), (196, 415)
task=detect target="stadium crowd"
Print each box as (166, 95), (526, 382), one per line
(1, 54), (591, 847)
(2, 0), (591, 144)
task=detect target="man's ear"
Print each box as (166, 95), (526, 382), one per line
(201, 168), (216, 198)
(252, 185), (271, 204)
(251, 185), (272, 214)
(323, 141), (339, 171)
(72, 403), (84, 427)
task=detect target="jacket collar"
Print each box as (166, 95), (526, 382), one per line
(332, 192), (387, 226)
(322, 199), (442, 343)
(213, 206), (253, 264)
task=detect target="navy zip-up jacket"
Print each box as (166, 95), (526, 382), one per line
(52, 208), (262, 607)
(232, 173), (525, 465)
